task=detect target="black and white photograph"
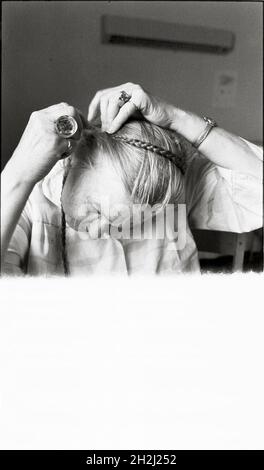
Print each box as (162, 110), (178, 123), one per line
(0, 0), (263, 460)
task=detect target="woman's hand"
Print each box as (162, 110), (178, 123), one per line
(1, 102), (88, 263)
(9, 102), (86, 185)
(88, 82), (177, 134)
(88, 82), (262, 178)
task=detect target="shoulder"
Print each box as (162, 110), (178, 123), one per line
(239, 138), (263, 161)
(23, 160), (66, 226)
(184, 139), (263, 232)
(28, 160), (65, 207)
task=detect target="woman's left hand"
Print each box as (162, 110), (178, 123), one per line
(87, 82), (177, 134)
(88, 82), (262, 178)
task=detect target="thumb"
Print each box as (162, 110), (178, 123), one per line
(107, 101), (138, 134)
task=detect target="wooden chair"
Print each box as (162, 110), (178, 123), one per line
(191, 228), (262, 272)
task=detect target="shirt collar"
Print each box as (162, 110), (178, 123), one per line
(41, 160), (66, 207)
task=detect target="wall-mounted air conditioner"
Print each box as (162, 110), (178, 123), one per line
(101, 15), (235, 54)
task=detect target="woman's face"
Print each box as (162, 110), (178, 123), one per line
(61, 150), (133, 238)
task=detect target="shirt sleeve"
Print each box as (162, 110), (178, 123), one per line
(185, 138), (263, 233)
(2, 200), (32, 275)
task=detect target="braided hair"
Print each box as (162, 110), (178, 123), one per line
(61, 172), (69, 276)
(110, 135), (186, 174)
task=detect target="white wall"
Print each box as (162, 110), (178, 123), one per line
(2, 1), (263, 167)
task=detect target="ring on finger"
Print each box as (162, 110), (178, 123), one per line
(118, 90), (131, 107)
(55, 115), (78, 139)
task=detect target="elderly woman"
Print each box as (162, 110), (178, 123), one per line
(1, 83), (262, 275)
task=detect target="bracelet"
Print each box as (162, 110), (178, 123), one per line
(193, 117), (217, 149)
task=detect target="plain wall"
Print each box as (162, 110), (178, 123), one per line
(2, 1), (263, 168)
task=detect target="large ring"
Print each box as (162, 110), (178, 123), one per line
(118, 90), (131, 105)
(55, 115), (78, 139)
(60, 140), (73, 159)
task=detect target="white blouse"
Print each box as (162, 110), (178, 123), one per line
(3, 138), (263, 276)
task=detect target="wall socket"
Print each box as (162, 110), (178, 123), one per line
(212, 71), (237, 108)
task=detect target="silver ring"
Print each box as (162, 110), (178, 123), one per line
(55, 115), (78, 139)
(118, 90), (131, 105)
(61, 140), (73, 159)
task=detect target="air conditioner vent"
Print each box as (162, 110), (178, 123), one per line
(102, 15), (235, 54)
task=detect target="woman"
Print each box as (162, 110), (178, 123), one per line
(1, 83), (262, 275)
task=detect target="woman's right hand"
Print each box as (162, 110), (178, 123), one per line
(9, 103), (86, 185)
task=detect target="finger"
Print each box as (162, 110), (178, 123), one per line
(42, 102), (75, 115)
(44, 103), (85, 141)
(105, 92), (124, 129)
(42, 101), (80, 123)
(87, 90), (110, 122)
(87, 95), (101, 123)
(100, 95), (110, 131)
(107, 101), (138, 134)
(87, 85), (128, 122)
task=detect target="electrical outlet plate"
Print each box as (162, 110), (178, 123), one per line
(212, 71), (237, 108)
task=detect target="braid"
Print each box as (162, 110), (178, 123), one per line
(60, 172), (69, 276)
(111, 135), (186, 173)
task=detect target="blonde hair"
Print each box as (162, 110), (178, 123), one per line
(61, 120), (190, 275)
(67, 120), (187, 209)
